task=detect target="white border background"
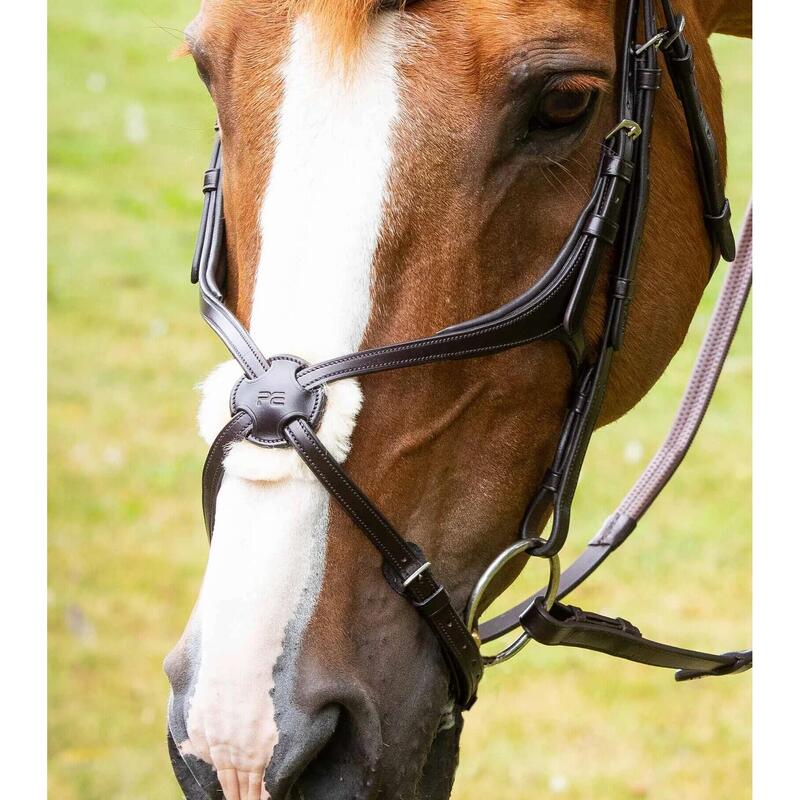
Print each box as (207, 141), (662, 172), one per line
(0, 0), (792, 795)
(752, 1), (799, 795)
(1, 1), (47, 796)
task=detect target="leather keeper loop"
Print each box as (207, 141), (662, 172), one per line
(665, 44), (694, 78)
(583, 214), (620, 245)
(601, 155), (635, 183)
(541, 468), (562, 494)
(203, 169), (220, 193)
(613, 277), (633, 300)
(572, 390), (590, 416)
(413, 585), (448, 617)
(637, 67), (662, 91)
(705, 198), (732, 229)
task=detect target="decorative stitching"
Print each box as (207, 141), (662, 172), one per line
(297, 168), (624, 390)
(230, 356), (326, 446)
(301, 324), (563, 387)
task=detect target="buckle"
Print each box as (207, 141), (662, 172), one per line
(605, 119), (642, 141)
(635, 30), (668, 55)
(400, 559), (441, 613)
(635, 15), (686, 55)
(661, 15), (686, 51)
(402, 561), (431, 589)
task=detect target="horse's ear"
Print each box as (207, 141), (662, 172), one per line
(701, 0), (752, 38)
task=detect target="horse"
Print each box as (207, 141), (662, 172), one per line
(164, 1), (752, 798)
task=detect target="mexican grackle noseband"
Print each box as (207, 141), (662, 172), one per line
(187, 0), (751, 711)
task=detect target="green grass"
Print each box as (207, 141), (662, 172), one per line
(48, 2), (751, 797)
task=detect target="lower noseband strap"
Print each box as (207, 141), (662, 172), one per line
(199, 408), (484, 707)
(282, 417), (483, 708)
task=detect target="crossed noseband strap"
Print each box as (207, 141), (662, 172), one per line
(190, 0), (749, 710)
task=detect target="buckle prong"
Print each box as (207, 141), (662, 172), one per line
(402, 561), (431, 589)
(661, 15), (686, 50)
(635, 30), (668, 55)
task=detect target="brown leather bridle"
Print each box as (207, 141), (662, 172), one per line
(188, 0), (751, 711)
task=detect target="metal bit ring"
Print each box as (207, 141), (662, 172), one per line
(465, 537), (561, 667)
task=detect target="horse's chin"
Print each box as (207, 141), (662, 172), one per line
(167, 708), (464, 800)
(415, 709), (465, 800)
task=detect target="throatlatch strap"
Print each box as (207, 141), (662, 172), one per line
(659, 0), (736, 263)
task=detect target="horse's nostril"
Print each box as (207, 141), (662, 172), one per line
(265, 703), (342, 800)
(267, 698), (381, 800)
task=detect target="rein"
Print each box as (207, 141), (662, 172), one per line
(188, 0), (751, 710)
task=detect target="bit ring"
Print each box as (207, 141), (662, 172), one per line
(465, 538), (561, 667)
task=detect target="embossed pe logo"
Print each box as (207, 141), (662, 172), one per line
(256, 391), (286, 407)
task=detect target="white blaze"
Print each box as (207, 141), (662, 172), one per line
(183, 13), (403, 800)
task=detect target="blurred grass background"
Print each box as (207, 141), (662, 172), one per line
(48, 2), (751, 798)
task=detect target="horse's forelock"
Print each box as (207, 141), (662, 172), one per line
(290, 0), (415, 62)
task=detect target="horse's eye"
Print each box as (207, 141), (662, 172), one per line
(535, 88), (595, 129)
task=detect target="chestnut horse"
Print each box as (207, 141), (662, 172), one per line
(165, 1), (751, 798)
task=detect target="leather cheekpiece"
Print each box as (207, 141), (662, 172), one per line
(231, 355), (326, 447)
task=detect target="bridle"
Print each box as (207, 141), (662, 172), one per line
(187, 0), (751, 711)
